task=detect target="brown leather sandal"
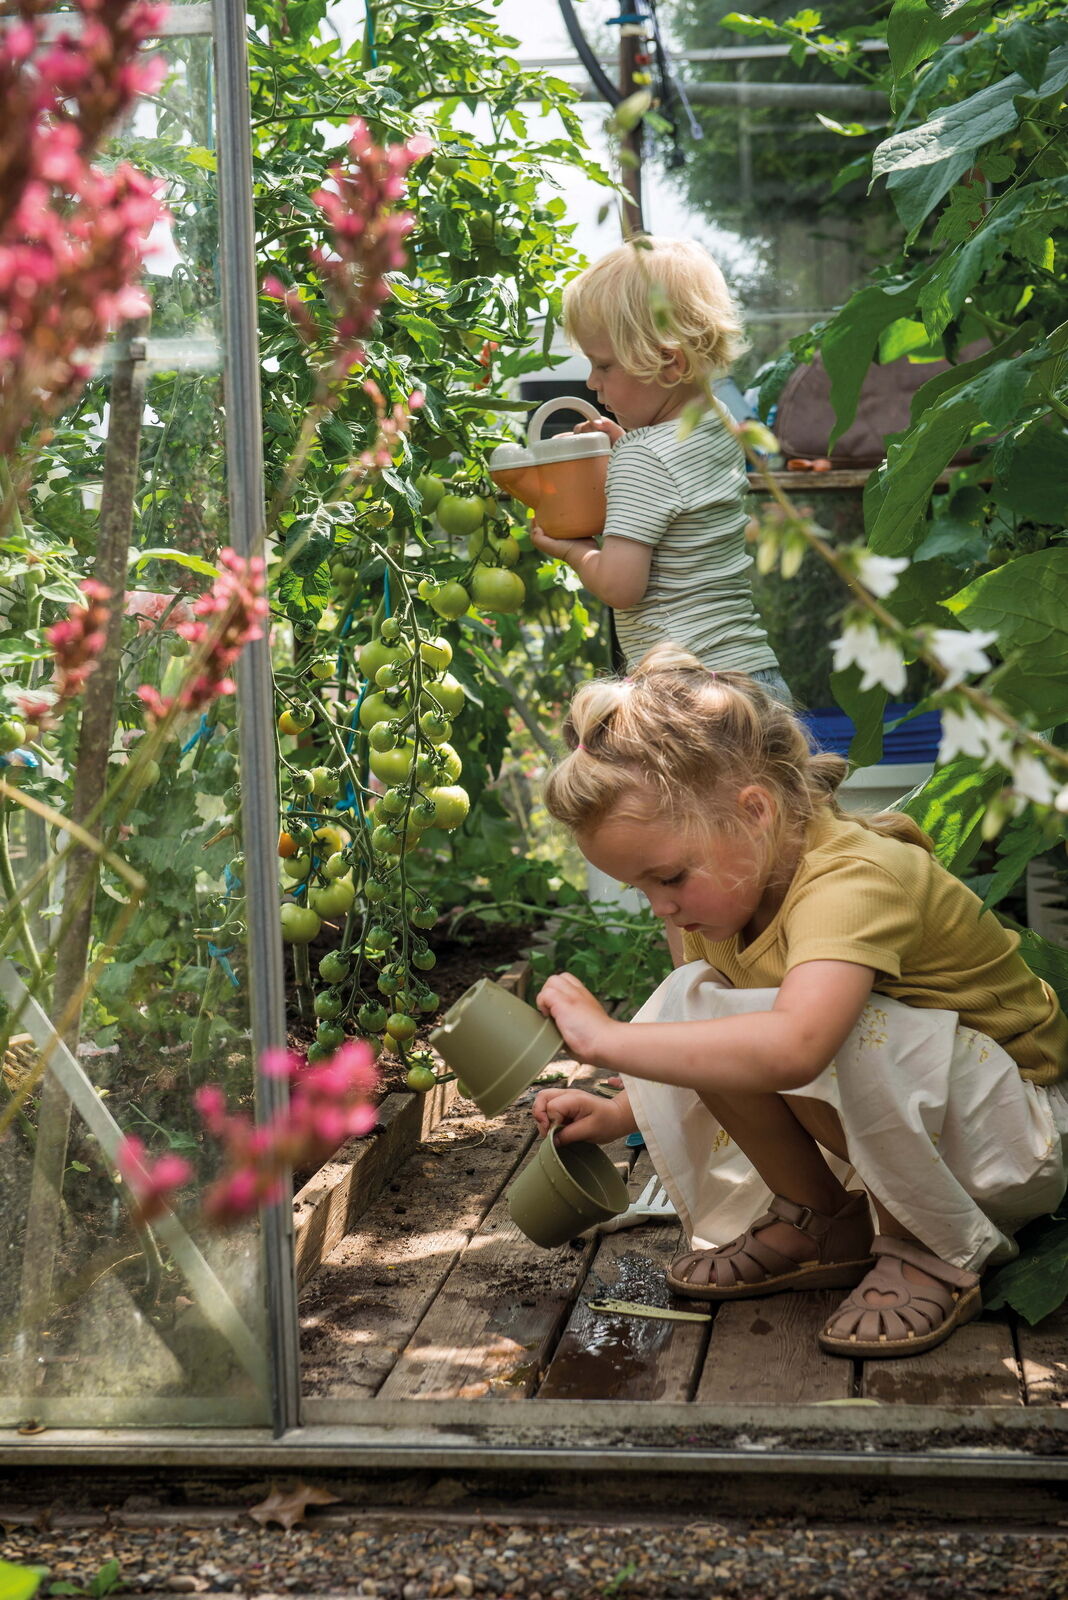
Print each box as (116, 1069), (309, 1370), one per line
(818, 1235), (982, 1359)
(666, 1191), (875, 1302)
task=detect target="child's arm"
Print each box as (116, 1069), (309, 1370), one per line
(536, 963), (876, 1095)
(528, 529), (653, 608)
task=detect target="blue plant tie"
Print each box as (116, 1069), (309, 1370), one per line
(0, 747), (38, 770)
(223, 860), (241, 896)
(207, 942), (240, 989)
(363, 0), (378, 65)
(383, 566), (392, 617)
(180, 713), (214, 755)
(626, 1131), (646, 1148)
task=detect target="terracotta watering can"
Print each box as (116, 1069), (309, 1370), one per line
(489, 396), (611, 540)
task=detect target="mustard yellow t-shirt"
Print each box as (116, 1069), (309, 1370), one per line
(681, 805), (1068, 1084)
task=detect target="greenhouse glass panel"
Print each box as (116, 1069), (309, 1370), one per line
(0, 6), (286, 1430)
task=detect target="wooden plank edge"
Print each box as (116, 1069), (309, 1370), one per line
(292, 957), (532, 1288)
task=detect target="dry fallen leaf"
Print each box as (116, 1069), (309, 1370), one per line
(247, 1482), (341, 1530)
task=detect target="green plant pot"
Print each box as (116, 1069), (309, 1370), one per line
(507, 1130), (629, 1247)
(428, 977), (564, 1117)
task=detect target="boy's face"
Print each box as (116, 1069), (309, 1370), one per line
(578, 332), (693, 432)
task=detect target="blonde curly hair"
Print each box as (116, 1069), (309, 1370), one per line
(561, 237), (748, 385)
(544, 645), (932, 868)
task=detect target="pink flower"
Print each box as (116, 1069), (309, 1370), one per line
(125, 589), (194, 633)
(115, 1134), (192, 1224)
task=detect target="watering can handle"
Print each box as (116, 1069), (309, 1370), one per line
(527, 395), (604, 445)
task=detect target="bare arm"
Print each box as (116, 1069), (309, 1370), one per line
(528, 530), (653, 608)
(535, 961), (877, 1096)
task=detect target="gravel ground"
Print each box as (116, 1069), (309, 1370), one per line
(4, 1514), (1068, 1598)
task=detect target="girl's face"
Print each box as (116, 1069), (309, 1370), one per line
(578, 331), (696, 432)
(578, 798), (781, 944)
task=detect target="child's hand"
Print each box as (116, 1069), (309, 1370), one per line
(532, 1087), (632, 1146)
(537, 972), (619, 1068)
(530, 524), (590, 562)
(574, 416), (624, 445)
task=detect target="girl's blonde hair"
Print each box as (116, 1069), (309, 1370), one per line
(562, 237), (748, 384)
(544, 645), (934, 865)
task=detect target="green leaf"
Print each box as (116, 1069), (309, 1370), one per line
(886, 0), (987, 81)
(830, 666), (887, 767)
(943, 549), (1068, 722)
(0, 1561), (48, 1600)
(982, 817), (1050, 910)
(88, 1560), (122, 1599)
(983, 1214), (1068, 1323)
(901, 754), (1003, 874)
(129, 548), (220, 578)
(873, 44), (1068, 237)
(919, 180), (1068, 337)
(1017, 928), (1068, 1015)
(183, 145), (217, 172)
(992, 423), (1068, 525)
(999, 22), (1052, 91)
(820, 278), (924, 448)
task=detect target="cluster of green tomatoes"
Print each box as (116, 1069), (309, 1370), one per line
(275, 480), (531, 1091)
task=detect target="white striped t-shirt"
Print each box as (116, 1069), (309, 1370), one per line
(606, 408), (779, 675)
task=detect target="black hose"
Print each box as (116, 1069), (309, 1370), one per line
(557, 0), (622, 106)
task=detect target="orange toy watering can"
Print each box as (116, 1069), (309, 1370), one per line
(489, 396), (611, 540)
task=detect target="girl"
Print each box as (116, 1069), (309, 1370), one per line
(531, 646), (1068, 1359)
(529, 237), (788, 704)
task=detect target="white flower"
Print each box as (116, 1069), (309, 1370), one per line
(1011, 752), (1059, 808)
(927, 627), (998, 689)
(831, 620), (908, 696)
(856, 552), (909, 599)
(1055, 784), (1068, 814)
(937, 705), (1015, 768)
(937, 706), (993, 765)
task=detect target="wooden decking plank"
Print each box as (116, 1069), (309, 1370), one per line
(536, 1152), (703, 1403)
(378, 1075), (623, 1401)
(861, 1315), (1022, 1406)
(696, 1292), (854, 1404)
(299, 1099), (538, 1398)
(1016, 1303), (1068, 1406)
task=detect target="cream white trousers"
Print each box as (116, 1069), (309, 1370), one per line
(622, 962), (1068, 1273)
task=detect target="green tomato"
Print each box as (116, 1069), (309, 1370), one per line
(310, 766), (340, 798)
(419, 634), (453, 672)
(412, 797), (438, 827)
(436, 493), (485, 537)
(376, 970), (400, 997)
(415, 473), (445, 513)
(357, 1001), (389, 1032)
(309, 876), (356, 917)
(359, 690), (410, 730)
(306, 1041), (335, 1064)
(318, 950), (351, 984)
(419, 709), (451, 744)
(378, 786), (408, 818)
(424, 672), (465, 719)
(0, 717), (26, 754)
(365, 922), (393, 951)
(368, 721), (397, 753)
(428, 581), (470, 621)
(412, 947), (437, 971)
(280, 903), (321, 943)
(290, 770), (315, 796)
(364, 877), (390, 903)
(425, 784), (470, 831)
(416, 989), (440, 1014)
(369, 742), (416, 785)
(309, 656), (334, 682)
(357, 637), (404, 682)
(406, 1063), (438, 1093)
(409, 903), (438, 929)
(385, 1012), (417, 1043)
(281, 852), (312, 881)
(316, 1021), (345, 1051)
(314, 990), (344, 1020)
(470, 565), (525, 614)
(322, 850), (350, 881)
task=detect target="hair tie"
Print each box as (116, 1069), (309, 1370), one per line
(576, 742), (587, 752)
